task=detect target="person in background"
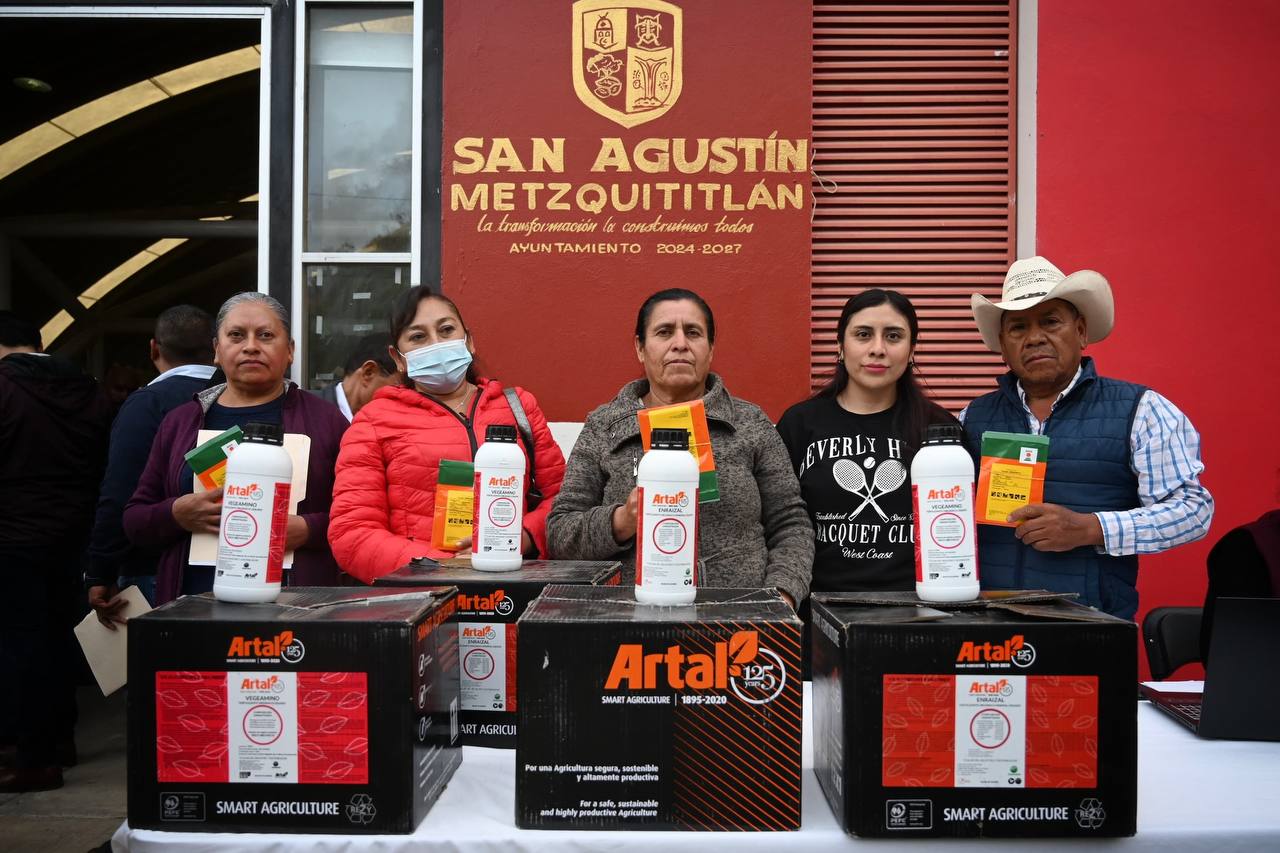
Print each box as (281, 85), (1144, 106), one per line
(547, 288), (813, 607)
(123, 293), (348, 604)
(102, 363), (147, 419)
(328, 286), (565, 582)
(85, 305), (217, 623)
(961, 257), (1213, 619)
(0, 311), (111, 792)
(778, 289), (958, 594)
(310, 332), (400, 422)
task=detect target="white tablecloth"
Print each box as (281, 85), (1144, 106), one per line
(113, 689), (1280, 851)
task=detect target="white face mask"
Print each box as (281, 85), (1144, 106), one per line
(400, 337), (472, 394)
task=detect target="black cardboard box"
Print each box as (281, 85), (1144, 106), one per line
(127, 588), (461, 834)
(811, 591), (1137, 838)
(374, 558), (621, 747)
(516, 585), (802, 831)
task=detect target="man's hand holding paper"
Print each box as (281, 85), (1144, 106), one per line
(1009, 502), (1104, 552)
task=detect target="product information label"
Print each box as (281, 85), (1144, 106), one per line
(155, 670), (369, 785)
(954, 674), (1026, 788)
(229, 671), (299, 783)
(442, 489), (476, 549)
(976, 432), (1049, 526)
(475, 472), (523, 556)
(217, 480), (290, 582)
(911, 479), (976, 583)
(635, 483), (697, 589)
(982, 463), (1033, 522)
(459, 621), (513, 712)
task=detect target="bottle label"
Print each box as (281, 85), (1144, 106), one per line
(217, 478), (290, 584)
(953, 674), (1026, 787)
(912, 478), (977, 584)
(474, 470), (523, 556)
(458, 622), (517, 712)
(636, 483), (698, 590)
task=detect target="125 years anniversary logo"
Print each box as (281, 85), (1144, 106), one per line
(572, 0), (683, 128)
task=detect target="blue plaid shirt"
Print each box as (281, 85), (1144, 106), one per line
(961, 367), (1213, 556)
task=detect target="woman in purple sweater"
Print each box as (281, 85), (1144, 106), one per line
(124, 293), (348, 604)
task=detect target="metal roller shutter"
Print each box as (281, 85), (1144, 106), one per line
(811, 0), (1017, 411)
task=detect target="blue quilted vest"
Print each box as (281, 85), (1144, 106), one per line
(962, 358), (1146, 619)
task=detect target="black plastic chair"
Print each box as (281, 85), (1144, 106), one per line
(1142, 606), (1203, 680)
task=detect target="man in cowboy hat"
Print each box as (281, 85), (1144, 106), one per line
(960, 256), (1213, 619)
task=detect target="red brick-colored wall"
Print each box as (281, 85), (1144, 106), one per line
(442, 0), (812, 421)
(1038, 0), (1280, 673)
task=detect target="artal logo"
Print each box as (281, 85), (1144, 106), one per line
(572, 0), (683, 128)
(956, 634), (1036, 668)
(927, 484), (964, 501)
(968, 677), (1014, 696)
(239, 674), (283, 694)
(457, 589), (515, 615)
(227, 481), (264, 501)
(650, 489), (689, 508)
(226, 630), (306, 663)
(604, 630), (787, 704)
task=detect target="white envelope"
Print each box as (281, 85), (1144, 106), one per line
(73, 585), (153, 696)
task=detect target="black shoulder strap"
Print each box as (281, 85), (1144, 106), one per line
(503, 386), (537, 477)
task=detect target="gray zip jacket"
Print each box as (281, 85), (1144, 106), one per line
(547, 374), (814, 605)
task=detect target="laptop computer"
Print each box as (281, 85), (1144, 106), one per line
(1141, 597), (1280, 740)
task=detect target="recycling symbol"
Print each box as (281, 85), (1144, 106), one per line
(1075, 797), (1106, 829)
(347, 793), (377, 825)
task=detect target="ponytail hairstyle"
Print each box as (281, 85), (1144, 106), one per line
(817, 288), (952, 453)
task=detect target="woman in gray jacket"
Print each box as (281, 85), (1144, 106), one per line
(546, 288), (813, 606)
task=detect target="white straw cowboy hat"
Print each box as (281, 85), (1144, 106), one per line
(971, 256), (1114, 352)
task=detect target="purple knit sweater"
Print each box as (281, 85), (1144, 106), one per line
(123, 383), (348, 604)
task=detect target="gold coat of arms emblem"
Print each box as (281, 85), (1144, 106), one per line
(572, 0), (683, 128)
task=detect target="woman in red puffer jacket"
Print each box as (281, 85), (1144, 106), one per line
(328, 285), (565, 583)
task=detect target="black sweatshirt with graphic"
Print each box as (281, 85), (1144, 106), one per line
(777, 395), (941, 593)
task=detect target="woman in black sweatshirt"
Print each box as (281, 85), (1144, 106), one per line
(777, 289), (958, 595)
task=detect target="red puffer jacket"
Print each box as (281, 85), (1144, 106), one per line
(328, 378), (565, 583)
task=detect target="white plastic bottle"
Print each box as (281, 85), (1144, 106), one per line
(472, 424), (526, 571)
(214, 422), (292, 603)
(635, 428), (699, 605)
(912, 423), (980, 602)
